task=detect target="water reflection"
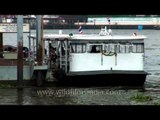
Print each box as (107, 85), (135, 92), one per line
(17, 89), (23, 105)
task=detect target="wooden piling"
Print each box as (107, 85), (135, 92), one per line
(36, 15), (43, 65)
(17, 15), (23, 89)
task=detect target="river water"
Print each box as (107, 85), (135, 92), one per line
(1, 29), (160, 105)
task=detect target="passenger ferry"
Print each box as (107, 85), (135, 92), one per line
(29, 28), (148, 86)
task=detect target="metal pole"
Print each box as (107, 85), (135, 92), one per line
(0, 33), (3, 58)
(59, 41), (62, 69)
(17, 15), (23, 89)
(28, 36), (31, 58)
(36, 15), (43, 65)
(42, 16), (44, 62)
(65, 40), (68, 73)
(33, 38), (35, 63)
(28, 15), (31, 59)
(49, 42), (51, 68)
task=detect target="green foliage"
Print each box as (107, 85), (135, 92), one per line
(154, 102), (160, 105)
(130, 93), (152, 102)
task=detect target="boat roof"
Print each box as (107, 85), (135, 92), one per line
(29, 34), (147, 43)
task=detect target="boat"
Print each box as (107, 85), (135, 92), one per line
(29, 28), (148, 86)
(154, 25), (160, 30)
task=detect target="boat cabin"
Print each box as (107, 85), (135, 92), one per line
(28, 33), (148, 86)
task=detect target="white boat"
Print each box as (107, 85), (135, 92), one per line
(29, 29), (148, 86)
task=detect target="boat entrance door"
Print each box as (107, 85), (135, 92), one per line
(88, 44), (103, 53)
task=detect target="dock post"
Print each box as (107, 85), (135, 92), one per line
(28, 16), (31, 59)
(33, 38), (35, 63)
(65, 40), (68, 73)
(36, 15), (43, 65)
(35, 15), (45, 86)
(28, 34), (31, 58)
(17, 15), (23, 90)
(59, 42), (62, 69)
(42, 16), (44, 62)
(0, 32), (3, 58)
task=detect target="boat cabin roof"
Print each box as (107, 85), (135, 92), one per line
(29, 34), (147, 43)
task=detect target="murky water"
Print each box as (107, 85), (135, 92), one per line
(1, 29), (160, 105)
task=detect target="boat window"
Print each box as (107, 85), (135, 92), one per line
(70, 43), (86, 53)
(115, 44), (121, 53)
(136, 44), (144, 53)
(110, 44), (115, 53)
(70, 44), (75, 53)
(89, 45), (102, 53)
(131, 43), (144, 53)
(104, 44), (120, 53)
(132, 44), (137, 53)
(119, 45), (126, 53)
(104, 44), (115, 53)
(104, 43), (144, 53)
(129, 45), (133, 53)
(125, 45), (130, 53)
(104, 44), (108, 52)
(77, 45), (82, 53)
(82, 44), (86, 52)
(116, 44), (133, 53)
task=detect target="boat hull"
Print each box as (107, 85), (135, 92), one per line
(57, 70), (148, 86)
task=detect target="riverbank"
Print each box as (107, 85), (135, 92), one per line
(30, 24), (160, 29)
(0, 84), (160, 105)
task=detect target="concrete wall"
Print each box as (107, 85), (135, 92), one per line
(0, 66), (33, 80)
